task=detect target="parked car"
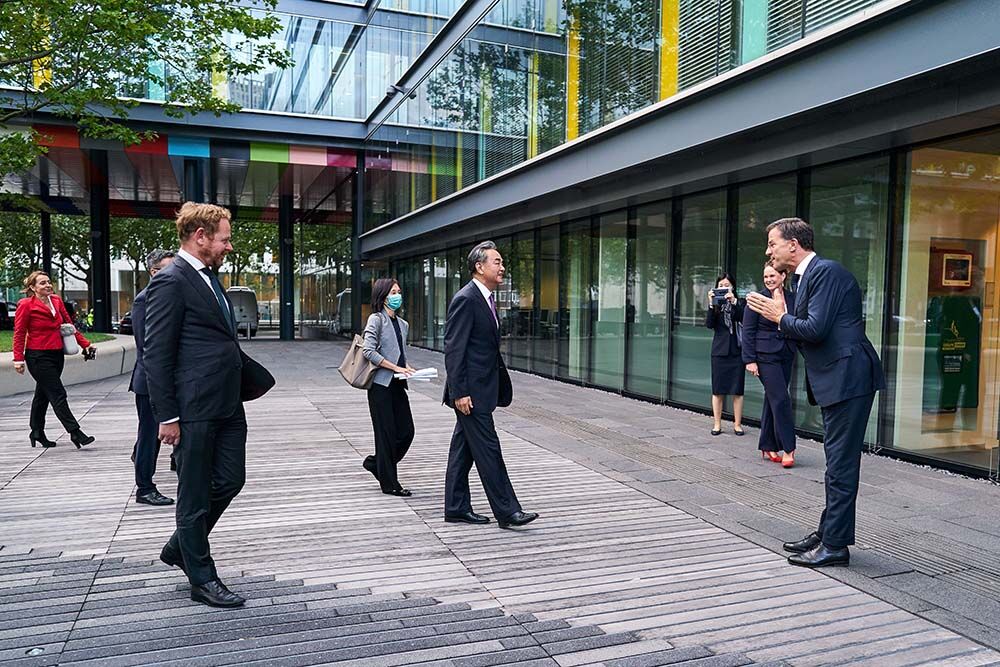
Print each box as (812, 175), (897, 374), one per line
(0, 301), (12, 331)
(226, 286), (259, 337)
(118, 310), (133, 335)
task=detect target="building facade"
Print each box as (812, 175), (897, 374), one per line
(3, 0), (1000, 477)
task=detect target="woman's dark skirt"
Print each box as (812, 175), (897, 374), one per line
(711, 353), (746, 396)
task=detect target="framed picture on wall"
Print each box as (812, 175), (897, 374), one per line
(941, 252), (973, 288)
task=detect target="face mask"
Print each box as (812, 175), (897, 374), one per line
(386, 294), (403, 310)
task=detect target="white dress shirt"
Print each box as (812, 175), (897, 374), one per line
(795, 251), (817, 278)
(177, 248), (214, 292)
(471, 278), (498, 327)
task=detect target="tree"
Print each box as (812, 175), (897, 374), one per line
(109, 216), (176, 296)
(50, 214), (91, 294)
(0, 0), (292, 176)
(225, 218), (275, 285)
(0, 213), (43, 296)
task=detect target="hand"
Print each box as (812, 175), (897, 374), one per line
(395, 366), (413, 377)
(746, 292), (786, 324)
(726, 291), (736, 304)
(746, 362), (759, 377)
(14, 363), (25, 375)
(455, 396), (473, 415)
(158, 422), (181, 446)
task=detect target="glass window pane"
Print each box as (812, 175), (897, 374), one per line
(507, 231), (535, 370)
(559, 219), (592, 382)
(670, 190), (726, 407)
(891, 134), (1000, 473)
(534, 225), (560, 377)
(735, 176), (798, 420)
(593, 211), (627, 390)
(434, 255), (448, 350)
(799, 157), (890, 441)
(627, 202), (671, 399)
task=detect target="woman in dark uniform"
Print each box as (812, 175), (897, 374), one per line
(705, 273), (745, 436)
(742, 262), (797, 467)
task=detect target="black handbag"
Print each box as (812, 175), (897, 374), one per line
(240, 351), (275, 402)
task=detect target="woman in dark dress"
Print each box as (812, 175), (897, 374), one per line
(743, 262), (797, 467)
(705, 273), (745, 436)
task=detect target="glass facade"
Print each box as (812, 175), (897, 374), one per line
(389, 140), (992, 476)
(363, 0), (886, 228)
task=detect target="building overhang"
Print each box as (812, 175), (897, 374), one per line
(359, 0), (1000, 258)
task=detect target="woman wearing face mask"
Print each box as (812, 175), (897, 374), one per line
(361, 278), (418, 496)
(706, 273), (746, 436)
(742, 262), (797, 467)
(12, 271), (96, 449)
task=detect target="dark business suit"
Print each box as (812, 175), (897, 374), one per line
(779, 256), (885, 548)
(742, 289), (796, 453)
(129, 287), (164, 496)
(144, 256), (245, 586)
(442, 281), (520, 520)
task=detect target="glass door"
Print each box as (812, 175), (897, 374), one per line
(892, 133), (1000, 475)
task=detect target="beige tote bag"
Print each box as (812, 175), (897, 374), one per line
(338, 334), (378, 389)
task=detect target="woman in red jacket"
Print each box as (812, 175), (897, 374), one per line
(12, 271), (96, 448)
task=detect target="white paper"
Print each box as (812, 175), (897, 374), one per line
(394, 367), (438, 381)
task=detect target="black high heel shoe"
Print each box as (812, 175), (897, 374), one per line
(29, 432), (57, 448)
(383, 488), (412, 497)
(69, 430), (95, 448)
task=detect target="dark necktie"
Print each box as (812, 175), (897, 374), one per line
(488, 293), (498, 325)
(201, 267), (235, 333)
(790, 273), (801, 294)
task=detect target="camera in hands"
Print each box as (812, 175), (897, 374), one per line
(711, 287), (731, 307)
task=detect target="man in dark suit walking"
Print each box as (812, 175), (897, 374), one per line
(747, 218), (885, 568)
(144, 202), (247, 607)
(443, 241), (538, 529)
(129, 249), (176, 507)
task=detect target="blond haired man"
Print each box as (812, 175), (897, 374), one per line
(144, 202), (248, 608)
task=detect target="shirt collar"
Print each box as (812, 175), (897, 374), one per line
(471, 278), (493, 299)
(795, 252), (817, 276)
(177, 247), (207, 273)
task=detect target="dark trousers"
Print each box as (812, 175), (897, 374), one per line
(25, 349), (79, 435)
(133, 393), (162, 496)
(444, 409), (521, 520)
(163, 406), (247, 586)
(817, 392), (876, 548)
(756, 354), (795, 453)
(365, 379), (414, 492)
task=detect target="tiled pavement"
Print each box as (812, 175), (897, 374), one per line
(2, 341), (1000, 666)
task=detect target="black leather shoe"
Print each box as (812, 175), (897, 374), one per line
(383, 488), (412, 497)
(788, 543), (850, 568)
(70, 430), (95, 448)
(498, 511), (539, 529)
(444, 511), (490, 525)
(159, 548), (186, 573)
(137, 490), (175, 506)
(783, 532), (822, 554)
(29, 432), (57, 448)
(190, 579), (245, 608)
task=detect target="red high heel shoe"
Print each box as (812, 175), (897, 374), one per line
(762, 451), (782, 463)
(782, 452), (795, 468)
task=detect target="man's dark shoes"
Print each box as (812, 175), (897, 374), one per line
(445, 511), (490, 525)
(159, 548), (186, 573)
(190, 579), (245, 608)
(788, 543), (849, 568)
(498, 511), (539, 529)
(783, 532), (822, 554)
(137, 490), (175, 506)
